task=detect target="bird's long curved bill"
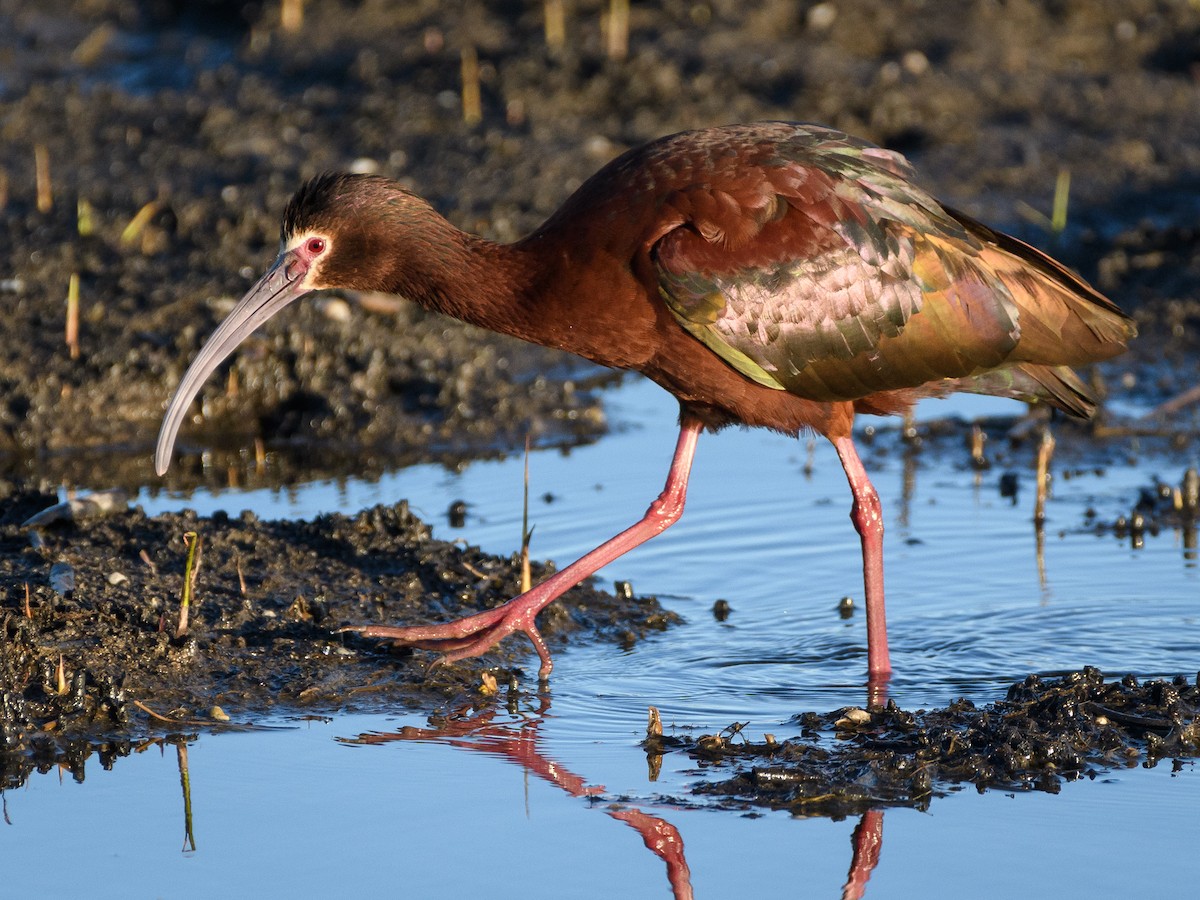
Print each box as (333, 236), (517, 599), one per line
(154, 251), (309, 476)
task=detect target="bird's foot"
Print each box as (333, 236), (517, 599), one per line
(338, 598), (555, 680)
(339, 421), (703, 683)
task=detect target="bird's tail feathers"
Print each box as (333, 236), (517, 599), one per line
(949, 363), (1096, 418)
(948, 208), (1137, 362)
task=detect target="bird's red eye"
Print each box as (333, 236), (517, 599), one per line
(306, 237), (326, 255)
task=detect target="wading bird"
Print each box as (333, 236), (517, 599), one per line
(155, 123), (1135, 682)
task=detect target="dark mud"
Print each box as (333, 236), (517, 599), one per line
(0, 483), (678, 787)
(2, 1), (1200, 803)
(652, 668), (1200, 816)
(2, 0), (1200, 487)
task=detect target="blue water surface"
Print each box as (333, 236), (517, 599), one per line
(6, 378), (1198, 899)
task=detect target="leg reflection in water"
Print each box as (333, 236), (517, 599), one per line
(341, 690), (887, 899)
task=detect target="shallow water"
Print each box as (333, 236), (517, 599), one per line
(8, 377), (1200, 898)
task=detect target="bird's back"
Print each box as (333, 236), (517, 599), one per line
(531, 123), (1134, 423)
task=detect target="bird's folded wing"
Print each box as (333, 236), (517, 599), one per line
(652, 147), (1027, 400)
(652, 128), (1132, 408)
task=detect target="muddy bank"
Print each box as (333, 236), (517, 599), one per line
(1, 0), (1199, 487)
(653, 668), (1200, 816)
(0, 482), (680, 787)
(1, 407), (1196, 796)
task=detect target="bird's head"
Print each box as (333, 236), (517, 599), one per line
(153, 173), (430, 476)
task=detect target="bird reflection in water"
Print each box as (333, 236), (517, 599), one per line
(339, 687), (889, 899)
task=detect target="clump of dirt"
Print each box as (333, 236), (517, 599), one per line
(0, 483), (680, 789)
(651, 668), (1199, 817)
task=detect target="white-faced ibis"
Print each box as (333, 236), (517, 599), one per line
(155, 123), (1135, 681)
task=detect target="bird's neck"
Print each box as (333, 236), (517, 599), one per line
(389, 219), (545, 343)
(384, 204), (642, 365)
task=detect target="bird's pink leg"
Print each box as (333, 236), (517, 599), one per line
(832, 436), (892, 678)
(344, 417), (704, 680)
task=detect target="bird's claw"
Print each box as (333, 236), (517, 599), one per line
(338, 605), (555, 680)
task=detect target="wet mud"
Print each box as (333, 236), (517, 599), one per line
(2, 1), (1200, 801)
(654, 669), (1200, 817)
(0, 483), (678, 787)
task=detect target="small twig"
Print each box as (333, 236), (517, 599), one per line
(235, 553), (247, 595)
(1051, 168), (1071, 235)
(1015, 168), (1071, 237)
(280, 0), (304, 32)
(56, 655), (68, 695)
(969, 423), (988, 469)
(65, 273), (80, 360)
(139, 548), (158, 574)
(133, 699), (177, 722)
(132, 700), (273, 732)
(132, 700), (219, 729)
(544, 0), (565, 51)
(521, 435), (533, 593)
(177, 744), (196, 852)
(1014, 200), (1050, 230)
(71, 23), (115, 65)
(1143, 383), (1200, 420)
(1034, 427), (1056, 525)
(604, 0), (629, 60)
(353, 291), (406, 315)
(23, 583), (31, 619)
(76, 199), (96, 237)
(120, 199), (160, 246)
(460, 45), (482, 125)
(34, 144), (52, 213)
(461, 559), (488, 580)
(177, 531), (202, 638)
